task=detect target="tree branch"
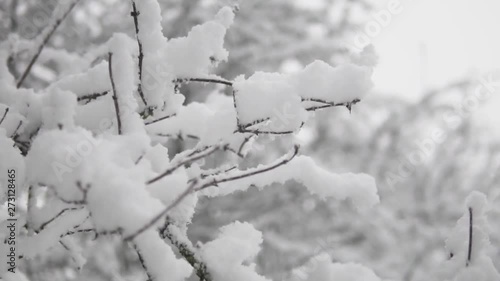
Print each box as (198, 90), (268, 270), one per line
(0, 107), (9, 125)
(132, 243), (153, 281)
(174, 77), (233, 87)
(302, 98), (360, 112)
(144, 113), (177, 126)
(38, 207), (85, 231)
(155, 133), (200, 141)
(159, 218), (212, 281)
(77, 91), (109, 104)
(130, 0), (147, 107)
(124, 180), (198, 242)
(108, 52), (122, 135)
(146, 145), (219, 185)
(195, 144), (300, 191)
(16, 0), (80, 88)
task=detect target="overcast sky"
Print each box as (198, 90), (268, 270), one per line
(369, 0), (500, 126)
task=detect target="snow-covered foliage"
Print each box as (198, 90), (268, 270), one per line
(0, 1), (381, 280)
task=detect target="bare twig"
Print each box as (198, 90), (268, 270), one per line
(237, 135), (254, 157)
(47, 183), (88, 205)
(11, 120), (22, 138)
(77, 91), (109, 104)
(144, 113), (177, 126)
(130, 0), (147, 107)
(16, 0), (80, 88)
(132, 243), (153, 281)
(60, 228), (95, 238)
(146, 146), (219, 185)
(467, 207), (473, 266)
(188, 165), (238, 183)
(237, 128), (296, 135)
(38, 207), (85, 231)
(155, 133), (200, 141)
(0, 107), (8, 125)
(232, 89), (240, 127)
(108, 52), (122, 135)
(239, 117), (270, 130)
(174, 77), (233, 87)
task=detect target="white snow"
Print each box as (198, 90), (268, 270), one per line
(133, 229), (193, 281)
(441, 191), (500, 281)
(200, 221), (270, 281)
(108, 33), (144, 134)
(291, 253), (381, 281)
(200, 154), (379, 211)
(163, 8), (234, 77)
(233, 59), (374, 132)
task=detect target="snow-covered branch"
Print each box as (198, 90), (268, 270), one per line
(0, 1), (381, 280)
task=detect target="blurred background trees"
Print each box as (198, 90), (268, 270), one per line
(1, 0), (498, 281)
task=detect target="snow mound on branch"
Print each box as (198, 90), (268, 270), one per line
(41, 88), (77, 130)
(146, 92), (239, 147)
(234, 73), (307, 131)
(200, 221), (271, 281)
(109, 33), (144, 134)
(293, 60), (373, 102)
(291, 253), (381, 281)
(49, 61), (111, 98)
(134, 0), (166, 54)
(200, 154), (378, 211)
(164, 7), (234, 77)
(233, 60), (373, 132)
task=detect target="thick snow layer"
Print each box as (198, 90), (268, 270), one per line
(41, 88), (77, 130)
(200, 221), (271, 281)
(109, 33), (144, 134)
(291, 61), (373, 102)
(233, 60), (373, 131)
(134, 229), (192, 281)
(147, 92), (238, 146)
(49, 62), (111, 98)
(234, 73), (307, 131)
(292, 254), (381, 281)
(200, 154), (379, 211)
(164, 8), (234, 77)
(134, 0), (167, 54)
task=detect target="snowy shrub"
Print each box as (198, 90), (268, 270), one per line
(0, 1), (381, 280)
